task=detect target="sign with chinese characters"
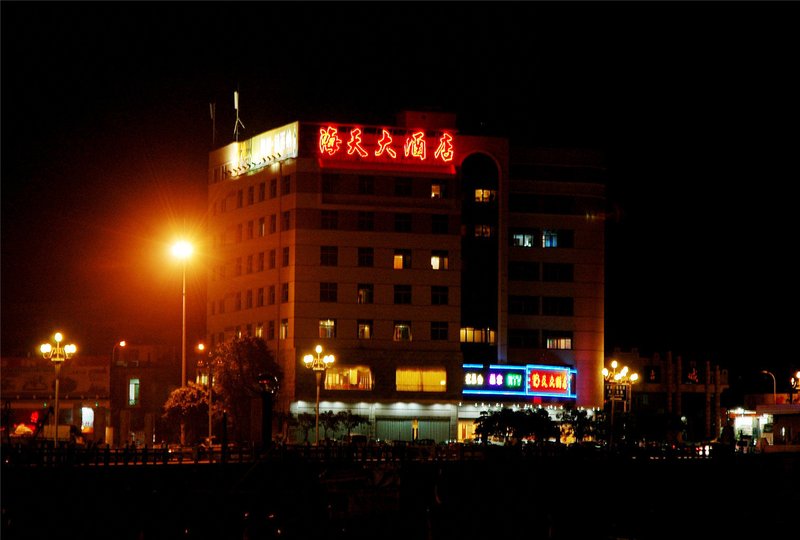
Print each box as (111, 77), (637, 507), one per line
(317, 124), (456, 170)
(462, 364), (577, 399)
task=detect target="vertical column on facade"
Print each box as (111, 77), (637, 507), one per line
(675, 355), (682, 418)
(714, 365), (722, 438)
(666, 351), (673, 414)
(704, 360), (712, 439)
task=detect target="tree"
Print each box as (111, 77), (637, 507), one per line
(209, 336), (282, 443)
(336, 410), (371, 438)
(558, 406), (596, 443)
(296, 412), (315, 444)
(474, 407), (558, 444)
(162, 382), (208, 445)
(319, 410), (340, 441)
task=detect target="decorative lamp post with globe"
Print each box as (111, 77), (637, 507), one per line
(40, 332), (77, 447)
(303, 345), (334, 446)
(602, 360), (638, 448)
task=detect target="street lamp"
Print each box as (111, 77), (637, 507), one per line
(112, 340), (126, 366)
(195, 343), (215, 454)
(40, 332), (77, 447)
(761, 370), (777, 405)
(303, 345), (334, 446)
(171, 240), (193, 387)
(602, 360), (638, 448)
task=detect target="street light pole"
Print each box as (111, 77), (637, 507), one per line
(171, 240), (193, 387)
(761, 370), (777, 405)
(303, 345), (334, 446)
(602, 360), (638, 449)
(40, 333), (77, 447)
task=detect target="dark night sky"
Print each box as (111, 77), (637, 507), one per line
(2, 2), (799, 395)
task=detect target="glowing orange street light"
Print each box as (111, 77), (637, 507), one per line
(303, 345), (335, 446)
(171, 240), (194, 387)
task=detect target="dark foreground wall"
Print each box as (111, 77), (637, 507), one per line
(2, 452), (798, 540)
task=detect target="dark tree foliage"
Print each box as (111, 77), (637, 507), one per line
(208, 336), (282, 443)
(162, 382), (208, 444)
(474, 407), (559, 443)
(557, 405), (597, 443)
(336, 410), (371, 437)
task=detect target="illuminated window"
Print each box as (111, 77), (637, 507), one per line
(393, 322), (412, 341)
(393, 249), (412, 269)
(459, 327), (496, 344)
(357, 284), (374, 304)
(474, 225), (494, 237)
(357, 320), (373, 340)
(394, 285), (411, 305)
(358, 247), (374, 267)
(544, 330), (573, 350)
(511, 230), (537, 248)
(319, 319), (336, 339)
(320, 246), (338, 266)
(280, 319), (288, 340)
(431, 321), (448, 340)
(326, 366), (374, 391)
(542, 229), (574, 248)
(396, 367), (446, 392)
(128, 378), (140, 406)
(431, 182), (444, 198)
(431, 250), (449, 270)
(255, 323), (264, 338)
(259, 217), (266, 237)
(475, 189), (496, 203)
(81, 407), (94, 434)
(320, 282), (337, 302)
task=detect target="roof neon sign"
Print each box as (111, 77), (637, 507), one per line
(462, 363), (577, 399)
(317, 125), (455, 168)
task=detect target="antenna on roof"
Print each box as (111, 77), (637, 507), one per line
(233, 89), (245, 142)
(209, 102), (217, 147)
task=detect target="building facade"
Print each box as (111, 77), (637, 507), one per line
(205, 111), (606, 443)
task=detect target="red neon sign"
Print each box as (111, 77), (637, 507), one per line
(317, 125), (455, 167)
(527, 368), (571, 395)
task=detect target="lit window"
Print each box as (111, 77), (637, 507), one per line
(511, 232), (535, 248)
(475, 189), (496, 203)
(326, 366), (374, 391)
(396, 367), (446, 392)
(431, 250), (449, 270)
(543, 229), (558, 248)
(393, 249), (412, 269)
(255, 323), (264, 338)
(459, 327), (497, 344)
(319, 319), (336, 339)
(280, 319), (288, 340)
(393, 322), (413, 341)
(357, 320), (373, 340)
(80, 407), (94, 434)
(431, 183), (443, 198)
(544, 331), (573, 350)
(128, 378), (140, 406)
(357, 284), (374, 304)
(474, 225), (494, 237)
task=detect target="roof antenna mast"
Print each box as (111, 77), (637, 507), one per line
(209, 102), (216, 147)
(233, 88), (245, 142)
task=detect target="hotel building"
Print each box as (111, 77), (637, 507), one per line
(205, 111), (606, 442)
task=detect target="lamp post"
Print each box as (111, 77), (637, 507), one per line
(40, 333), (77, 447)
(303, 345), (334, 446)
(761, 370), (776, 405)
(112, 340), (126, 366)
(602, 360), (638, 448)
(195, 344), (215, 457)
(171, 240), (193, 387)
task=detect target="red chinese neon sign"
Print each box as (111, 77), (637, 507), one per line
(527, 367), (572, 396)
(317, 125), (455, 167)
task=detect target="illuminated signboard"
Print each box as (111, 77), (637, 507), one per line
(317, 124), (456, 169)
(223, 122), (299, 178)
(462, 364), (577, 399)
